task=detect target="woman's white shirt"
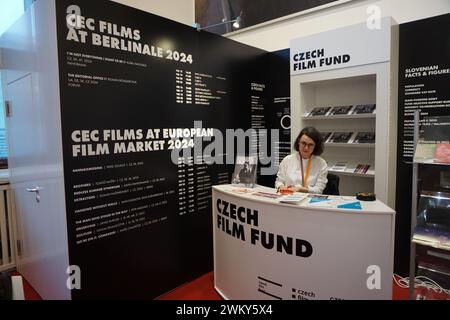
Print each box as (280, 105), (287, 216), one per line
(275, 153), (328, 194)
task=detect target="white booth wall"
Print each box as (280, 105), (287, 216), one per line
(226, 0), (450, 51)
(111, 0), (195, 26)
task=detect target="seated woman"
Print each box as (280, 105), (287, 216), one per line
(276, 127), (328, 194)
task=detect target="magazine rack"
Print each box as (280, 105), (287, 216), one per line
(290, 18), (398, 205)
(409, 111), (450, 299)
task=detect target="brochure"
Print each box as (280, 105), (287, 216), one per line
(329, 105), (353, 116)
(321, 131), (333, 143)
(230, 188), (254, 194)
(307, 194), (329, 199)
(279, 194), (306, 204)
(352, 104), (376, 114)
(329, 132), (353, 143)
(252, 192), (282, 199)
(354, 164), (371, 174)
(231, 155), (257, 187)
(353, 132), (375, 144)
(309, 107), (331, 116)
(307, 197), (333, 207)
(331, 162), (347, 171)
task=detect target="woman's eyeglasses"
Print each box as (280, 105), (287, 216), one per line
(300, 141), (315, 149)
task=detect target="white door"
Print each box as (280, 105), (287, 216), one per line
(5, 73), (70, 299)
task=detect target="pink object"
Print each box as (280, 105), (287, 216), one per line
(434, 143), (450, 163)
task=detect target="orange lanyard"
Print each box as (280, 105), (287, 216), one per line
(300, 157), (312, 187)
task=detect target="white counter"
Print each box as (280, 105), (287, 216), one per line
(212, 184), (396, 300)
(214, 184), (395, 215)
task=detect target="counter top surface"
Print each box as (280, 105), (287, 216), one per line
(213, 184), (395, 215)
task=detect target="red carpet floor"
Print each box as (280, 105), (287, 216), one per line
(158, 272), (222, 300)
(11, 271), (42, 300)
(12, 271), (449, 300)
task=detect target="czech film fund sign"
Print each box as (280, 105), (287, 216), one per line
(212, 187), (394, 300)
(290, 17), (392, 75)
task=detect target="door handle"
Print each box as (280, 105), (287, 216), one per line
(26, 186), (41, 203)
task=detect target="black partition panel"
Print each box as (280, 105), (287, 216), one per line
(395, 14), (450, 275)
(251, 49), (291, 188)
(55, 0), (289, 299)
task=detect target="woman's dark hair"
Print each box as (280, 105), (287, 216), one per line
(294, 127), (324, 155)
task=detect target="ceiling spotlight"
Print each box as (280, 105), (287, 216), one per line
(195, 15), (242, 32)
(232, 16), (241, 29)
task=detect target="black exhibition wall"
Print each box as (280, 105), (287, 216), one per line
(55, 0), (289, 299)
(250, 49), (291, 188)
(395, 13), (450, 275)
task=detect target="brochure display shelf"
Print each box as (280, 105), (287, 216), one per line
(327, 168), (375, 179)
(409, 113), (450, 300)
(325, 143), (375, 148)
(301, 113), (376, 120)
(290, 17), (398, 206)
(292, 73), (380, 197)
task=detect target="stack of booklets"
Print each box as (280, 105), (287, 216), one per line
(279, 194), (306, 204)
(352, 104), (376, 114)
(253, 191), (282, 199)
(353, 132), (375, 144)
(321, 131), (332, 143)
(308, 107), (331, 116)
(306, 104), (376, 117)
(329, 132), (353, 143)
(354, 164), (370, 174)
(331, 162), (347, 171)
(329, 105), (353, 115)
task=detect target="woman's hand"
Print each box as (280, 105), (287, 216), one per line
(296, 186), (309, 193)
(278, 185), (309, 194)
(278, 185), (295, 194)
(279, 185), (308, 194)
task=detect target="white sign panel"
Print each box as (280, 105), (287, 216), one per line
(213, 187), (394, 300)
(290, 17), (392, 75)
